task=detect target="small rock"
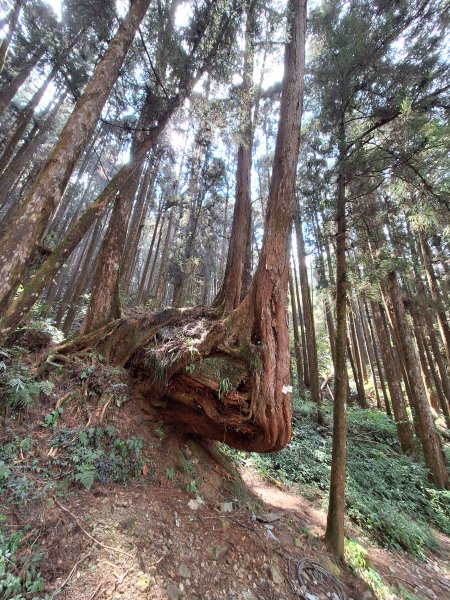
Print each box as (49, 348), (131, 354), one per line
(135, 574), (153, 592)
(241, 592), (258, 600)
(220, 501), (234, 512)
(207, 545), (229, 561)
(188, 496), (204, 510)
(178, 564), (191, 579)
(166, 583), (180, 600)
(270, 564), (285, 585)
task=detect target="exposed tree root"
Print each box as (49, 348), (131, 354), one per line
(48, 300), (292, 453)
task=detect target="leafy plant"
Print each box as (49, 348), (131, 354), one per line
(49, 427), (147, 490)
(166, 467), (175, 481)
(0, 518), (53, 599)
(155, 424), (165, 440)
(218, 376), (232, 399)
(0, 359), (54, 413)
(74, 462), (96, 491)
(41, 407), (64, 429)
(186, 479), (199, 497)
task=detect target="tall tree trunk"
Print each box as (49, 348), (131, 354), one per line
(62, 218), (104, 334)
(135, 200), (165, 305)
(121, 155), (161, 292)
(357, 298), (381, 409)
(0, 67), (56, 175)
(154, 210), (174, 306)
(214, 0), (255, 314)
(82, 89), (153, 334)
(420, 235), (450, 369)
(0, 91), (66, 208)
(325, 130), (348, 559)
(294, 202), (322, 420)
(0, 0), (24, 72)
(413, 314), (439, 412)
(0, 45), (44, 117)
(387, 272), (448, 488)
(293, 262), (309, 387)
(371, 301), (415, 452)
(422, 332), (450, 428)
(289, 268), (304, 393)
(349, 306), (367, 408)
(363, 299), (391, 416)
(0, 0), (152, 311)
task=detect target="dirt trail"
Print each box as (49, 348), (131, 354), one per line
(242, 469), (450, 600)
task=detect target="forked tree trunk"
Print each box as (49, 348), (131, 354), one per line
(50, 0), (307, 456)
(0, 0), (151, 311)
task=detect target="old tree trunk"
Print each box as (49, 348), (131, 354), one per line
(52, 0), (307, 454)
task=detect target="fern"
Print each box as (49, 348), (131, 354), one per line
(74, 463), (96, 491)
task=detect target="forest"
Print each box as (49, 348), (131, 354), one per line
(0, 0), (449, 599)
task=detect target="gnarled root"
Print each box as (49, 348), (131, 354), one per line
(48, 301), (292, 453)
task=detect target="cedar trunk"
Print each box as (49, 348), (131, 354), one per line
(325, 160), (347, 559)
(0, 0), (151, 311)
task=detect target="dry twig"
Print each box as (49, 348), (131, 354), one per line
(52, 496), (135, 558)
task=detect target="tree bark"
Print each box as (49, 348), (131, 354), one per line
(349, 306), (367, 408)
(371, 301), (415, 453)
(294, 202), (321, 420)
(0, 0), (152, 311)
(420, 235), (450, 369)
(0, 67), (56, 176)
(387, 272), (448, 488)
(363, 299), (391, 416)
(293, 262), (309, 387)
(0, 91), (66, 209)
(0, 45), (44, 117)
(289, 268), (304, 393)
(0, 0), (25, 72)
(214, 0), (255, 314)
(325, 139), (348, 559)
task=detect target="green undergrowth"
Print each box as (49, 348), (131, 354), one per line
(0, 425), (149, 508)
(345, 538), (422, 600)
(0, 516), (54, 600)
(228, 401), (450, 558)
